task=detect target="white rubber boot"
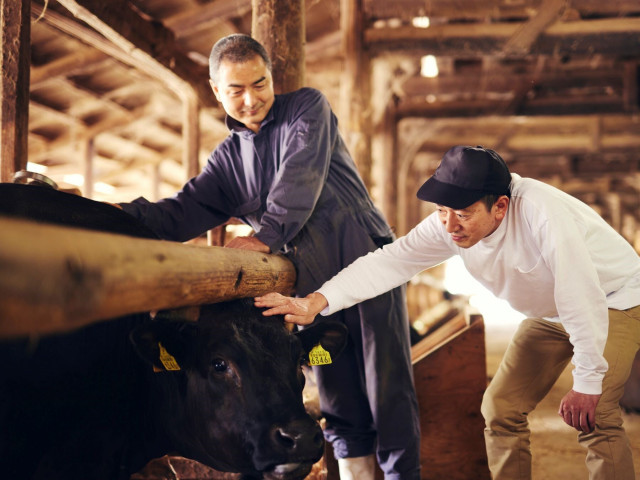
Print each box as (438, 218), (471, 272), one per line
(337, 454), (376, 480)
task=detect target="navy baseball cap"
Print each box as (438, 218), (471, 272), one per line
(416, 145), (512, 209)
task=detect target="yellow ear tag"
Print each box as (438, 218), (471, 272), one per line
(309, 344), (332, 366)
(158, 342), (181, 371)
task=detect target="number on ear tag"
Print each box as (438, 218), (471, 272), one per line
(158, 342), (181, 371)
(309, 344), (332, 366)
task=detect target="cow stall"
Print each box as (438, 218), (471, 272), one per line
(0, 181), (490, 479)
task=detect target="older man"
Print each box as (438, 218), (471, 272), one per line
(117, 34), (421, 480)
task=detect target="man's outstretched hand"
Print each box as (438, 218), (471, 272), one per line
(225, 235), (270, 253)
(254, 292), (328, 326)
(558, 389), (601, 433)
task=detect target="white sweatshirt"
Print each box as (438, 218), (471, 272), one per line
(318, 174), (640, 394)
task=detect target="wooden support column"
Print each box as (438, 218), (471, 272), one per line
(340, 0), (373, 190)
(181, 90), (201, 181)
(152, 163), (161, 201)
(251, 0), (305, 94)
(83, 138), (95, 198)
(1, 0), (30, 182)
(379, 102), (398, 229)
(623, 61), (639, 112)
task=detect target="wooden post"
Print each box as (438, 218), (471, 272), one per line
(83, 138), (95, 198)
(1, 0), (30, 182)
(182, 89), (200, 181)
(623, 61), (639, 113)
(379, 100), (398, 229)
(251, 0), (305, 94)
(340, 0), (372, 190)
(0, 216), (296, 338)
(152, 163), (161, 201)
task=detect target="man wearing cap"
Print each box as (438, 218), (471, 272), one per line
(256, 145), (640, 479)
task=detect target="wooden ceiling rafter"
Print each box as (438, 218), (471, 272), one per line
(365, 17), (640, 56)
(164, 0), (252, 39)
(400, 69), (623, 98)
(363, 0), (640, 23)
(29, 99), (85, 128)
(32, 0), (214, 107)
(501, 0), (568, 56)
(30, 48), (109, 87)
(42, 76), (137, 121)
(408, 114), (640, 157)
(28, 100), (158, 163)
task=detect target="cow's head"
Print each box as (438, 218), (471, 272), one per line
(130, 298), (347, 479)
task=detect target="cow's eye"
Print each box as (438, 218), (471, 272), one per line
(212, 358), (228, 372)
(299, 355), (308, 368)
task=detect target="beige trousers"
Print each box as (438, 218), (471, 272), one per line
(481, 305), (640, 480)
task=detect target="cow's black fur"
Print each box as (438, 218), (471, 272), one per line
(0, 184), (348, 479)
(0, 301), (347, 479)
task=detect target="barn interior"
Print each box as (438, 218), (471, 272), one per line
(1, 0), (640, 478)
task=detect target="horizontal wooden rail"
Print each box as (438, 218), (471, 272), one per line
(0, 216), (296, 338)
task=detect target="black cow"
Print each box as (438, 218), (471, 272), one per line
(0, 183), (348, 479)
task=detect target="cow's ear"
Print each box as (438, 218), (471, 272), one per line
(130, 320), (197, 372)
(295, 321), (349, 361)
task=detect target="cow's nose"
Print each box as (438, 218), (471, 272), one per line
(271, 419), (324, 454)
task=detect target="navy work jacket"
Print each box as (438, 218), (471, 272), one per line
(121, 88), (392, 294)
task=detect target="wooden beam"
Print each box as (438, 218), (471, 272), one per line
(1, 0), (30, 182)
(395, 95), (626, 118)
(623, 61), (639, 112)
(165, 0), (252, 37)
(29, 100), (86, 128)
(365, 0), (640, 24)
(306, 31), (342, 64)
(366, 17), (640, 57)
(251, 0), (305, 94)
(30, 49), (109, 87)
(416, 116), (640, 151)
(400, 69), (623, 98)
(34, 1), (214, 108)
(502, 0), (567, 56)
(0, 216), (296, 338)
(43, 77), (136, 120)
(501, 56), (548, 115)
(27, 104), (149, 161)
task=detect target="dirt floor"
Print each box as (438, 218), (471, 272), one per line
(485, 323), (640, 479)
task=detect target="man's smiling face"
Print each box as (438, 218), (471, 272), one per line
(210, 54), (275, 133)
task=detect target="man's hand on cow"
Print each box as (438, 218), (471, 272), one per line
(254, 292), (328, 326)
(103, 202), (123, 210)
(225, 235), (271, 253)
(558, 389), (601, 433)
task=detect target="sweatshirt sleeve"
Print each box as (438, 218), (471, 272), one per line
(538, 211), (610, 394)
(318, 213), (457, 314)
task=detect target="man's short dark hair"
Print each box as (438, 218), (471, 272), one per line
(480, 194), (508, 211)
(209, 34), (272, 83)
